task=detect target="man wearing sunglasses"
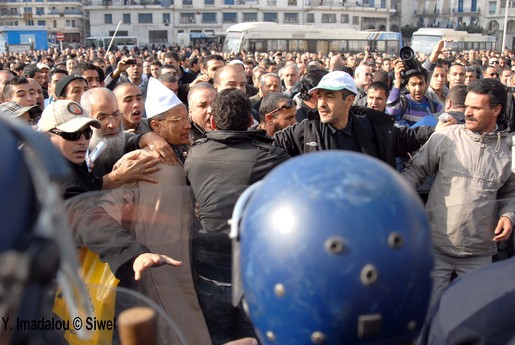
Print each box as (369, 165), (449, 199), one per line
(483, 65), (500, 80)
(37, 100), (103, 199)
(258, 93), (297, 137)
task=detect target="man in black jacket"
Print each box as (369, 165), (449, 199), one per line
(275, 71), (446, 168)
(184, 88), (289, 345)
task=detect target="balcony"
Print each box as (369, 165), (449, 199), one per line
(179, 16), (195, 23)
(452, 7), (481, 15)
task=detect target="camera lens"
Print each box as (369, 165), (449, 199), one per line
(400, 47), (413, 61)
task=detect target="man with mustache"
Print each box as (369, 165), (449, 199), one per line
(73, 78), (211, 345)
(402, 78), (515, 306)
(37, 100), (103, 199)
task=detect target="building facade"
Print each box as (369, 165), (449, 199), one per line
(411, 0), (515, 50)
(0, 0), (513, 51)
(0, 0), (88, 46)
(85, 0), (400, 47)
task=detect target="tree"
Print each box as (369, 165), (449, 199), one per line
(456, 24), (484, 34)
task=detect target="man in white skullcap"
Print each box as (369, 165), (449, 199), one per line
(75, 77), (211, 345)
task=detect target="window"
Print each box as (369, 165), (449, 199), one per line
(180, 12), (195, 23)
(352, 15), (359, 25)
(138, 13), (152, 23)
(66, 19), (76, 27)
(263, 12), (277, 22)
(109, 30), (129, 36)
(223, 12), (237, 23)
(183, 0), (192, 5)
(340, 14), (348, 23)
(163, 13), (170, 23)
(205, 0), (215, 4)
(288, 0), (297, 5)
(35, 7), (44, 15)
(224, 0), (235, 4)
(458, 0), (463, 12)
(123, 13), (131, 24)
(243, 12), (257, 22)
(26, 19), (34, 26)
(306, 13), (314, 23)
(104, 14), (112, 24)
(24, 7), (32, 13)
(37, 19), (45, 25)
(488, 1), (496, 14)
(284, 13), (298, 23)
(471, 0), (477, 11)
(202, 12), (216, 23)
(321, 13), (336, 23)
(149, 30), (168, 43)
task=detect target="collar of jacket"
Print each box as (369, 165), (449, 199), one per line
(205, 129), (273, 144)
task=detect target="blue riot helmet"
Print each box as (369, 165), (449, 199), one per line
(0, 117), (93, 344)
(230, 151), (434, 345)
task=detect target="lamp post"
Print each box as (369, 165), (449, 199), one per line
(502, 0), (509, 51)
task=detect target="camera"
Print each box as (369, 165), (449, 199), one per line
(125, 59), (137, 65)
(443, 40), (459, 50)
(400, 46), (422, 79)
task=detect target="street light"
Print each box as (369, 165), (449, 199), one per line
(502, 0), (509, 51)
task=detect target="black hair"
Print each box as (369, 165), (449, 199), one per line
(212, 88), (251, 130)
(298, 69), (328, 100)
(259, 93), (292, 123)
(467, 78), (507, 118)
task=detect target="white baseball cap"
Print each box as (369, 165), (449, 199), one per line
(309, 71), (358, 95)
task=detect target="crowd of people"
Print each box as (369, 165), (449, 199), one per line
(2, 39), (515, 344)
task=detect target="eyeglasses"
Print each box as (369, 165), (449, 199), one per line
(489, 73), (499, 77)
(490, 61), (499, 64)
(268, 100), (295, 116)
(49, 128), (93, 141)
(97, 111), (122, 123)
(159, 115), (189, 125)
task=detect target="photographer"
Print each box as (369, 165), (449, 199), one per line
(386, 53), (443, 126)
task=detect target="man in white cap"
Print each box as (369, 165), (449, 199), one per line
(273, 71), (452, 168)
(74, 77), (212, 345)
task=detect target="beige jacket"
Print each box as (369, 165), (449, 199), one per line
(403, 125), (515, 257)
(101, 149), (212, 345)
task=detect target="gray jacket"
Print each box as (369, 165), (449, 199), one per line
(402, 125), (515, 257)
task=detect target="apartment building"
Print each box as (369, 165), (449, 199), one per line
(0, 0), (88, 45)
(85, 0), (400, 46)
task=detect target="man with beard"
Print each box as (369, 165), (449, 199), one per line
(113, 82), (150, 134)
(387, 61), (443, 127)
(80, 87), (160, 184)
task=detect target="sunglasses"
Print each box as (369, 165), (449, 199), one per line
(268, 100), (295, 116)
(49, 128), (93, 141)
(489, 73), (499, 77)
